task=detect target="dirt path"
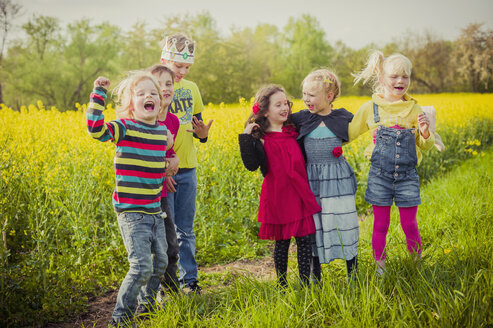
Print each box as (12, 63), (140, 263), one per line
(45, 257), (276, 328)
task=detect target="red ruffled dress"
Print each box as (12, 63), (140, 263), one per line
(258, 126), (321, 240)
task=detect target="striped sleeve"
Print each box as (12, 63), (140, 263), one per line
(86, 86), (126, 143)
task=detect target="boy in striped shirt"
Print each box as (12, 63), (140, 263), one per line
(87, 72), (173, 325)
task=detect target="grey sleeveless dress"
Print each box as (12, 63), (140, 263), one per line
(304, 126), (359, 263)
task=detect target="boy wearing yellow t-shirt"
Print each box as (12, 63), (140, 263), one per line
(160, 33), (213, 294)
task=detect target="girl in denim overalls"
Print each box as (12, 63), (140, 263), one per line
(349, 51), (435, 275)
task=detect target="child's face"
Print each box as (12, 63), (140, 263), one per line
(302, 81), (333, 115)
(161, 59), (192, 82)
(381, 66), (410, 101)
(131, 79), (161, 124)
(264, 91), (291, 126)
(155, 71), (174, 108)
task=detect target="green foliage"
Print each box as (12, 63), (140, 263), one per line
(3, 18), (121, 109)
(2, 14), (492, 110)
(276, 14), (334, 98)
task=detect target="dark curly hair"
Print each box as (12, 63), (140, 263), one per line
(244, 85), (294, 139)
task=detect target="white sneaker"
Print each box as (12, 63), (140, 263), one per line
(376, 267), (386, 277)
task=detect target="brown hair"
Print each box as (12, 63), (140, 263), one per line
(244, 85), (293, 139)
(146, 64), (175, 81)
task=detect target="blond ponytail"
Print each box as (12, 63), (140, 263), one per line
(353, 50), (385, 92)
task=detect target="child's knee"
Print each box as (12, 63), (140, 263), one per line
(129, 263), (153, 284)
(155, 254), (169, 276)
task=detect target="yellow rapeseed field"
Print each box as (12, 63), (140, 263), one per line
(1, 93), (492, 206)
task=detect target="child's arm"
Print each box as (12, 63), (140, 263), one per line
(421, 106), (445, 151)
(165, 155), (180, 177)
(166, 130), (174, 150)
(86, 76), (126, 143)
(188, 113), (213, 142)
(238, 123), (265, 173)
(416, 112), (435, 151)
(347, 103), (371, 142)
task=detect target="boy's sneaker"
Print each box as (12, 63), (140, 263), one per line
(184, 281), (202, 295)
(135, 304), (152, 317)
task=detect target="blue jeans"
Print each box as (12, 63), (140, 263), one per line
(112, 212), (168, 322)
(167, 168), (198, 286)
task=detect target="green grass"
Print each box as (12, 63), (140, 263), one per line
(141, 150), (493, 328)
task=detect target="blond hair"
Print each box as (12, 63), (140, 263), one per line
(112, 71), (163, 119)
(302, 68), (341, 103)
(353, 50), (412, 93)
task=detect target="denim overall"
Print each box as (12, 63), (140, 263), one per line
(365, 103), (421, 207)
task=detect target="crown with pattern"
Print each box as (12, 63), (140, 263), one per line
(161, 36), (195, 64)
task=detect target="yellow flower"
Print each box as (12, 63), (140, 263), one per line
(9, 230), (15, 236)
(444, 249), (451, 254)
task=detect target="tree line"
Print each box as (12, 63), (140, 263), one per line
(0, 2), (492, 110)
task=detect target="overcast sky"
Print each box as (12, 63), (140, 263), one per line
(15, 0), (493, 49)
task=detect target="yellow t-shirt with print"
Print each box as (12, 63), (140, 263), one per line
(168, 78), (205, 168)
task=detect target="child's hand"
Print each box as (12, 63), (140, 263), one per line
(165, 155), (179, 177)
(166, 176), (177, 193)
(166, 131), (174, 150)
(94, 76), (110, 89)
(186, 116), (213, 139)
(243, 123), (259, 135)
(418, 112), (430, 139)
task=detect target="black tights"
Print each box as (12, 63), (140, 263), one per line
(273, 235), (312, 287)
(311, 255), (358, 282)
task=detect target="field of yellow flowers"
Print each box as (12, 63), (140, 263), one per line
(0, 93), (492, 325)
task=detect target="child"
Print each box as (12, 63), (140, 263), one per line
(292, 69), (359, 282)
(238, 85), (321, 287)
(350, 50), (435, 274)
(86, 72), (172, 325)
(160, 32), (213, 294)
(147, 64), (181, 293)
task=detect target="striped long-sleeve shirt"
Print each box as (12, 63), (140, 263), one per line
(87, 86), (167, 214)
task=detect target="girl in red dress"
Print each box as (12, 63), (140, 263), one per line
(238, 85), (321, 287)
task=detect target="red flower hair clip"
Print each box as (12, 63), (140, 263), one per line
(252, 103), (260, 115)
(332, 146), (343, 157)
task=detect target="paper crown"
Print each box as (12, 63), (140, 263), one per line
(161, 36), (195, 64)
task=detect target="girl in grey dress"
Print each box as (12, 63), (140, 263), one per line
(292, 69), (359, 281)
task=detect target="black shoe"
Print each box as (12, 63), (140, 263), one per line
(185, 281), (202, 295)
(161, 280), (181, 294)
(135, 304), (151, 316)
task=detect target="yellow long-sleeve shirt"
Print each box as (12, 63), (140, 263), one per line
(348, 93), (435, 165)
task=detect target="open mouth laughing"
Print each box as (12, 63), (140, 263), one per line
(144, 101), (155, 111)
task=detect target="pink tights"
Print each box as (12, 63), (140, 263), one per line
(372, 205), (422, 261)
